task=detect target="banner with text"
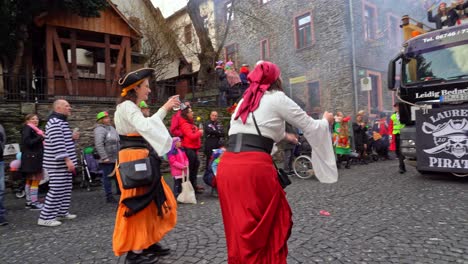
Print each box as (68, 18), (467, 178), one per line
(416, 106), (468, 173)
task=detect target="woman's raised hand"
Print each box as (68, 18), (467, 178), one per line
(162, 95), (181, 112)
(323, 111), (334, 124)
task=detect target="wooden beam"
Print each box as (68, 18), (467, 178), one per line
(124, 36), (131, 74)
(113, 37), (128, 92)
(46, 26), (55, 95)
(53, 30), (73, 95)
(59, 38), (121, 50)
(70, 30), (78, 95)
(105, 34), (111, 96)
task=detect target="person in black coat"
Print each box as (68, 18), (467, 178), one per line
(203, 111), (224, 173)
(427, 2), (459, 29)
(353, 111), (368, 164)
(20, 114), (45, 210)
(216, 61), (229, 107)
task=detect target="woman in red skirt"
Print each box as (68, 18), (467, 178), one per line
(217, 61), (338, 264)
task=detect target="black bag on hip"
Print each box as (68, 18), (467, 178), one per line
(118, 158), (153, 189)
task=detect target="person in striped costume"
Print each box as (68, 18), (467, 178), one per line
(38, 99), (79, 227)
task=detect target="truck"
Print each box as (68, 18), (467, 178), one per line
(388, 16), (468, 177)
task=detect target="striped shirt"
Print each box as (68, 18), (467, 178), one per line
(43, 117), (77, 170)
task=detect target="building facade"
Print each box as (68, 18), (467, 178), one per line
(214, 0), (427, 117)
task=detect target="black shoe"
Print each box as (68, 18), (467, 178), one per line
(106, 196), (118, 203)
(0, 216), (8, 226)
(125, 251), (158, 264)
(399, 168), (406, 174)
(143, 243), (171, 256)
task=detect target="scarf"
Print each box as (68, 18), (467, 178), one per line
(234, 61), (281, 123)
(27, 123), (44, 137)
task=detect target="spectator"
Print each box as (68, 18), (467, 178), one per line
(239, 64), (250, 95)
(170, 101), (190, 137)
(167, 137), (188, 197)
(225, 61), (242, 105)
(113, 68), (179, 262)
(454, 0), (468, 24)
(427, 2), (458, 29)
(217, 61), (337, 263)
(278, 123), (297, 174)
(38, 99), (79, 227)
(139, 101), (150, 117)
(371, 113), (390, 159)
(216, 61), (229, 107)
(94, 111), (119, 203)
(21, 114), (45, 210)
(353, 110), (368, 164)
(179, 106), (204, 194)
(0, 123), (7, 226)
(203, 111), (224, 174)
(390, 103), (406, 174)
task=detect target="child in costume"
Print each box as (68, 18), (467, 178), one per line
(167, 137), (188, 197)
(333, 112), (352, 169)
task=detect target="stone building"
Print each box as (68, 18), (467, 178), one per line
(213, 0), (428, 117)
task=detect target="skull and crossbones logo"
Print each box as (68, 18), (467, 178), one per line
(422, 119), (468, 158)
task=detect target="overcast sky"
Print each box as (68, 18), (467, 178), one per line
(151, 0), (188, 17)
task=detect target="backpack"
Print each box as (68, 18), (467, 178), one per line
(203, 149), (224, 187)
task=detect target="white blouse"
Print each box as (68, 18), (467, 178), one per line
(114, 100), (172, 156)
(229, 90), (338, 183)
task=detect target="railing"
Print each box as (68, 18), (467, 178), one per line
(0, 73), (219, 106)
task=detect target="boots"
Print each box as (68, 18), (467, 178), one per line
(125, 251), (158, 264)
(143, 243), (171, 256)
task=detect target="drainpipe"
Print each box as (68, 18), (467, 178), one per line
(348, 0), (359, 114)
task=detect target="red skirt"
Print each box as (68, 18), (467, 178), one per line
(217, 151), (292, 264)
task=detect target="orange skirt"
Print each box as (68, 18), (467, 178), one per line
(112, 148), (177, 256)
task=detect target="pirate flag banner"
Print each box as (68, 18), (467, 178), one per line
(416, 106), (468, 173)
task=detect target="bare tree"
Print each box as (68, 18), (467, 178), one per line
(186, 0), (235, 91)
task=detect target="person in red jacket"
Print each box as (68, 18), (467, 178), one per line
(179, 106), (204, 193)
(170, 101), (191, 137)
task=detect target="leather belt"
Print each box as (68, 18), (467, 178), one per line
(227, 133), (274, 153)
(119, 135), (148, 149)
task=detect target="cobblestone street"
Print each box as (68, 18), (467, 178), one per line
(1, 160), (467, 264)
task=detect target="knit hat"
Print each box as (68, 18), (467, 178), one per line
(139, 101), (149, 109)
(96, 111), (109, 121)
(118, 68), (155, 97)
(216, 60), (224, 66)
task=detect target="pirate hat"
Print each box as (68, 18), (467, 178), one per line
(118, 68), (155, 97)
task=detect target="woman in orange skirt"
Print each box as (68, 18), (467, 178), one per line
(113, 68), (181, 263)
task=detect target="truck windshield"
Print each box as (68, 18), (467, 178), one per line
(403, 43), (468, 85)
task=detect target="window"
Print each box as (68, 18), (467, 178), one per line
(260, 39), (269, 60)
(184, 24), (192, 44)
(225, 43), (238, 66)
(363, 2), (378, 40)
(260, 0), (272, 4)
(367, 71), (383, 114)
(226, 2), (234, 21)
(295, 12), (314, 49)
(307, 81), (321, 111)
(387, 14), (401, 45)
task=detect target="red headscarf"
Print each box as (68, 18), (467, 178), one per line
(234, 61), (281, 123)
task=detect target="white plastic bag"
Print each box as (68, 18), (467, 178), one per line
(177, 169), (197, 204)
